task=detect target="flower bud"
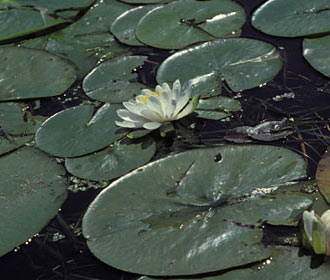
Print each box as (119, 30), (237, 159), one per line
(302, 209), (330, 255)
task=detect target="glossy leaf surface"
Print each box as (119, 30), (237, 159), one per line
(140, 247), (330, 279)
(83, 56), (149, 103)
(0, 102), (41, 155)
(65, 140), (156, 181)
(0, 47), (76, 101)
(35, 104), (124, 157)
(303, 35), (330, 78)
(157, 38), (282, 92)
(119, 0), (174, 3)
(0, 147), (67, 256)
(136, 0), (245, 49)
(195, 96), (241, 120)
(111, 5), (160, 46)
(20, 0), (132, 78)
(0, 8), (69, 44)
(83, 145), (309, 275)
(252, 0), (330, 37)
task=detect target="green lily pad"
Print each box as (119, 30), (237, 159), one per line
(0, 0), (94, 10)
(0, 7), (70, 44)
(196, 96), (241, 120)
(183, 72), (223, 98)
(0, 102), (42, 155)
(127, 128), (153, 139)
(119, 0), (174, 3)
(252, 0), (330, 37)
(83, 55), (149, 103)
(65, 140), (156, 181)
(140, 247), (330, 280)
(0, 147), (67, 256)
(157, 38), (282, 92)
(20, 0), (132, 79)
(83, 145), (309, 276)
(303, 35), (330, 78)
(35, 104), (125, 158)
(22, 32), (129, 80)
(64, 0), (133, 36)
(111, 5), (160, 46)
(0, 47), (76, 101)
(136, 0), (245, 49)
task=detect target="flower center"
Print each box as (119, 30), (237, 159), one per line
(138, 91), (162, 104)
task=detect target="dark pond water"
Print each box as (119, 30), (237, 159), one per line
(1, 0), (330, 279)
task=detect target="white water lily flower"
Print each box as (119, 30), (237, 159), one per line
(302, 209), (330, 255)
(115, 80), (196, 130)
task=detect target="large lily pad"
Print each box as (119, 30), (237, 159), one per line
(20, 0), (132, 79)
(252, 0), (330, 37)
(83, 55), (149, 103)
(65, 140), (156, 181)
(35, 104), (125, 158)
(0, 102), (42, 155)
(303, 35), (330, 78)
(0, 7), (70, 44)
(157, 38), (282, 93)
(0, 47), (76, 101)
(135, 0), (245, 49)
(83, 145), (310, 276)
(64, 0), (133, 36)
(182, 72), (223, 98)
(0, 0), (94, 10)
(140, 247), (330, 280)
(0, 147), (67, 256)
(22, 32), (128, 80)
(119, 0), (174, 3)
(110, 5), (160, 46)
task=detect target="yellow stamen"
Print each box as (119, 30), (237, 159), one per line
(139, 95), (149, 103)
(139, 91), (162, 104)
(153, 91), (162, 97)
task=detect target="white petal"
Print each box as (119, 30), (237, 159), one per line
(135, 94), (148, 103)
(172, 93), (190, 116)
(172, 79), (181, 99)
(321, 209), (330, 232)
(162, 82), (171, 95)
(123, 101), (146, 116)
(115, 120), (144, 128)
(182, 86), (192, 99)
(143, 122), (161, 130)
(162, 82), (175, 101)
(145, 95), (164, 119)
(155, 85), (163, 93)
(118, 80), (189, 130)
(141, 89), (153, 96)
(175, 101), (194, 120)
(168, 99), (178, 117)
(117, 109), (149, 122)
(303, 210), (317, 244)
(160, 90), (175, 119)
(140, 108), (162, 122)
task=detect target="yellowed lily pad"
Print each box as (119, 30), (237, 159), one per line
(316, 147), (330, 203)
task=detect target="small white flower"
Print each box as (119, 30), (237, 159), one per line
(302, 209), (330, 255)
(115, 80), (197, 130)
